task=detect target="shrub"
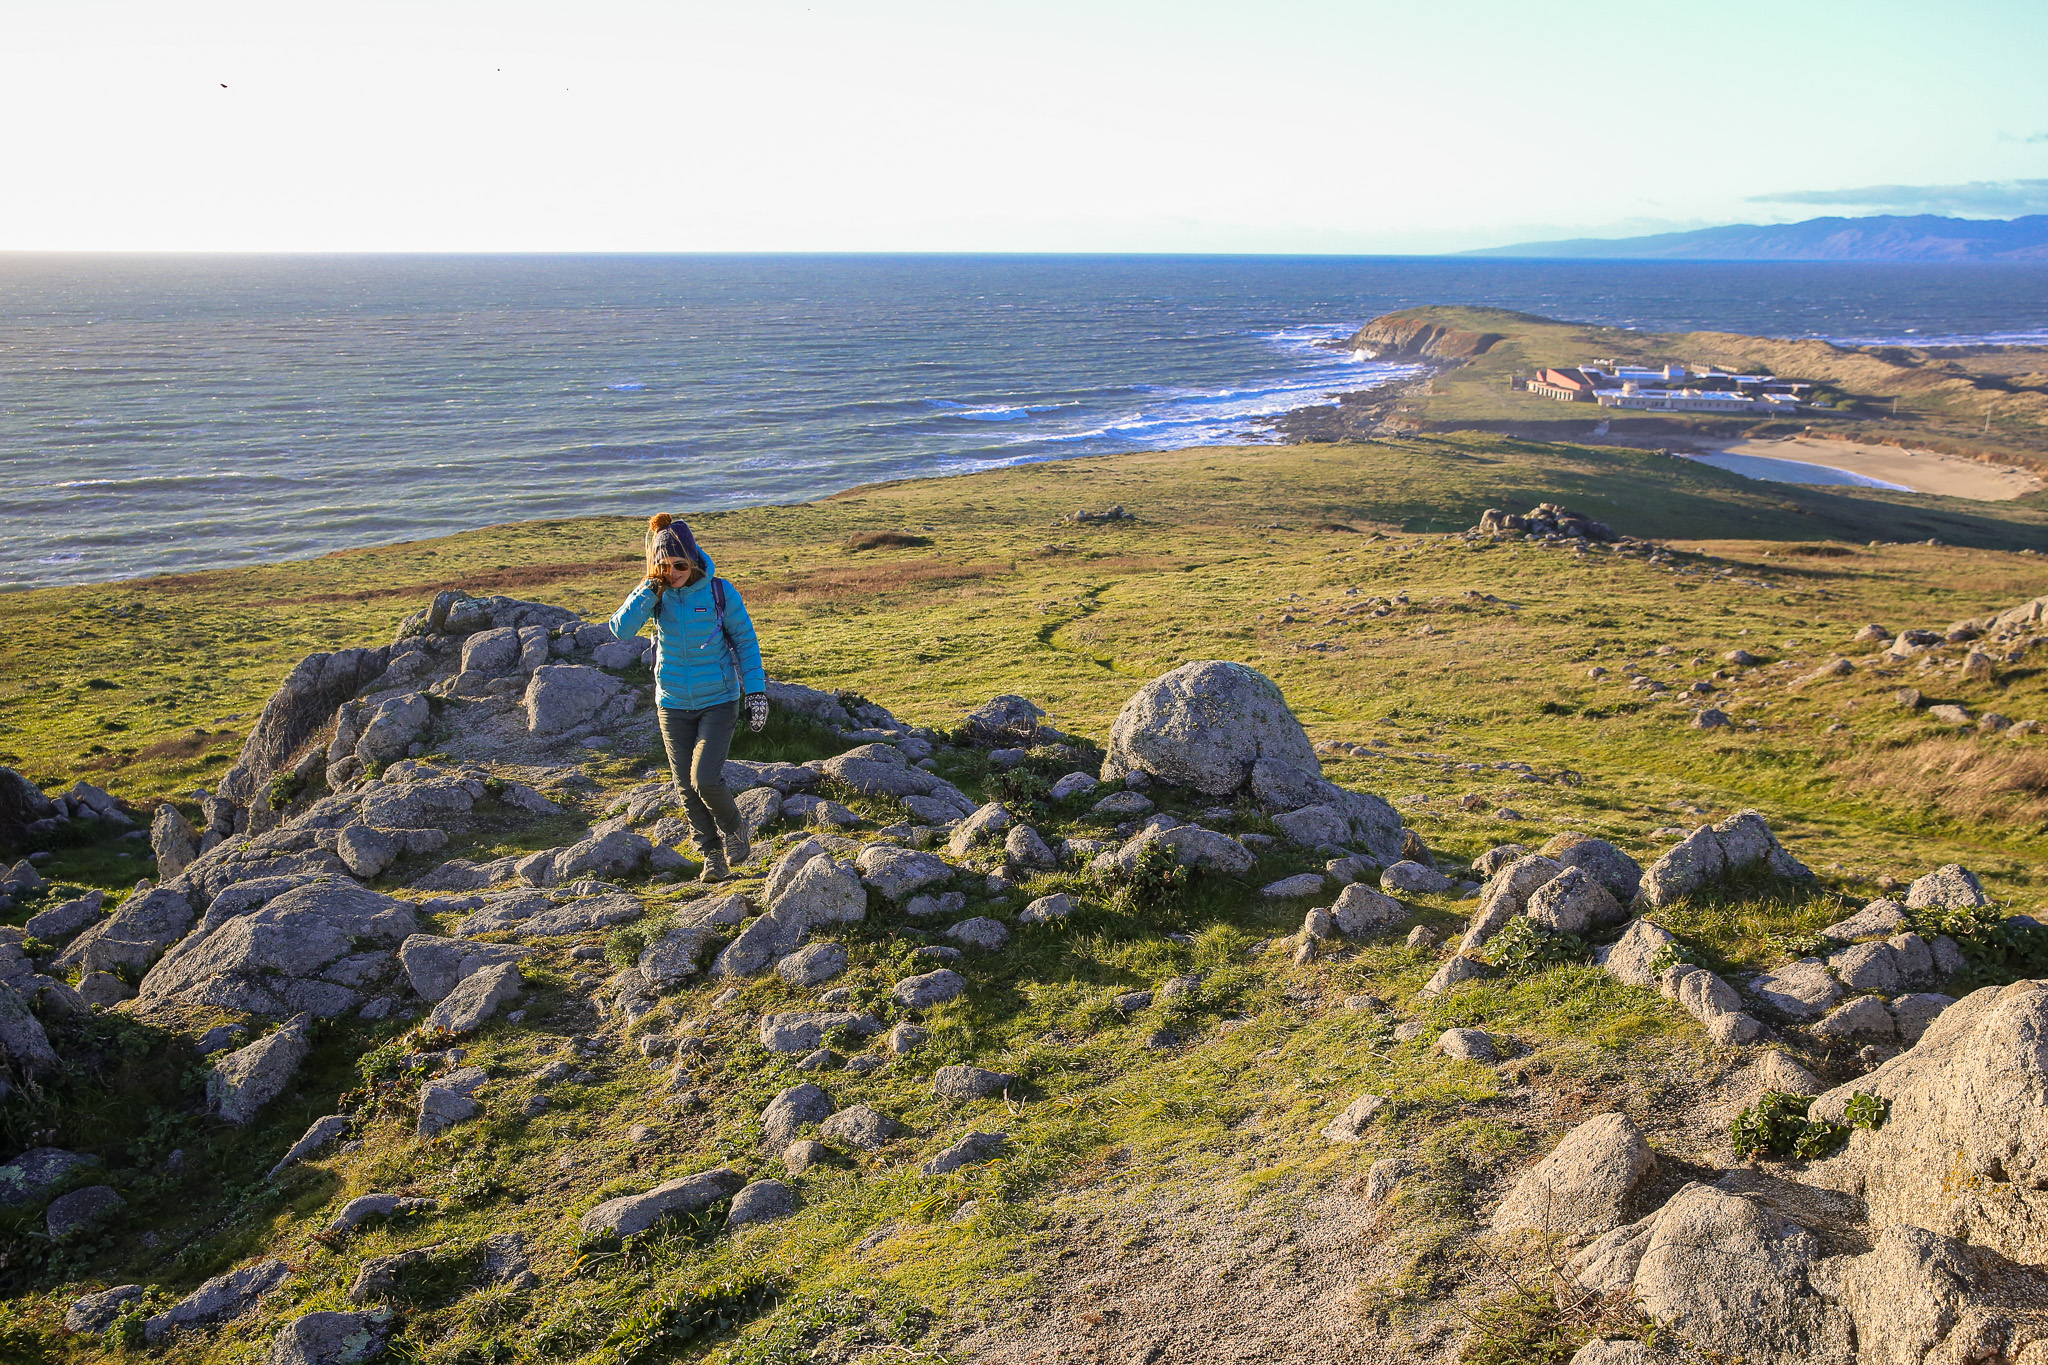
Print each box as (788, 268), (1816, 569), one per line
(1732, 1089), (1885, 1161)
(1485, 917), (1590, 980)
(266, 771), (306, 809)
(1097, 839), (1192, 918)
(1913, 901), (2048, 984)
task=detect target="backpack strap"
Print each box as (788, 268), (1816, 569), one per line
(710, 577), (743, 682)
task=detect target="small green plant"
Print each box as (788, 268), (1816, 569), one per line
(1644, 940), (1703, 976)
(102, 1303), (148, 1352)
(1098, 838), (1193, 917)
(1731, 1090), (1813, 1160)
(266, 771), (306, 808)
(1732, 1089), (1885, 1161)
(597, 1275), (781, 1364)
(1485, 916), (1590, 979)
(1760, 930), (1828, 962)
(1844, 1090), (1888, 1131)
(605, 921), (652, 967)
(1913, 902), (2048, 984)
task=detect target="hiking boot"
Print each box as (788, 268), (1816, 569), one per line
(721, 822), (753, 868)
(697, 848), (730, 883)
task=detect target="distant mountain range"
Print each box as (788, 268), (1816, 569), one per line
(1468, 214), (2048, 262)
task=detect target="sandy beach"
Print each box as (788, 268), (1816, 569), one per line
(1692, 434), (2043, 501)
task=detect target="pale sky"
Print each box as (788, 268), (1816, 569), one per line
(5, 0), (2046, 253)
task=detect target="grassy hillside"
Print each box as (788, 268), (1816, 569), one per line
(1350, 305), (2048, 475)
(3, 431), (2048, 1365)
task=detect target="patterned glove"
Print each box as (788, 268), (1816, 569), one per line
(744, 692), (769, 732)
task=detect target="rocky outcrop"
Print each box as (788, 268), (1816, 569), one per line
(1637, 811), (1812, 907)
(1344, 313), (1505, 361)
(1492, 1113), (1656, 1244)
(139, 881), (417, 1018)
(207, 1014), (312, 1124)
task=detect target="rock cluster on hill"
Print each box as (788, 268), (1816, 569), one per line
(5, 583), (2047, 1365)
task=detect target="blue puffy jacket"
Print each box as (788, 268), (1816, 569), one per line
(608, 555), (766, 711)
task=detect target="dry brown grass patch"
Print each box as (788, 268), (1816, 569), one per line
(257, 557), (639, 606)
(1832, 737), (2048, 827)
(745, 558), (1014, 602)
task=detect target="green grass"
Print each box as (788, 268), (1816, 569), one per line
(4, 427), (2048, 1361)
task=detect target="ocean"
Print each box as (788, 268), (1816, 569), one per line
(5, 254), (2046, 590)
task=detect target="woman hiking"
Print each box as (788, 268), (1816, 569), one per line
(610, 513), (768, 882)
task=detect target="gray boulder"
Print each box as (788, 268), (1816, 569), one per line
(208, 1014), (313, 1125)
(1471, 843), (1530, 878)
(1101, 661), (1321, 795)
(1105, 823), (1255, 876)
(145, 1257), (292, 1344)
(855, 845), (950, 901)
(1436, 1028), (1498, 1062)
(1748, 959), (1843, 1021)
(760, 1083), (836, 1149)
(1629, 1185), (1849, 1361)
(1458, 854), (1563, 953)
(579, 1167), (749, 1237)
(139, 881), (417, 1019)
(1420, 954), (1491, 997)
(0, 983), (59, 1075)
(758, 1011), (881, 1054)
(417, 1066), (489, 1136)
(47, 1184), (124, 1239)
(820, 1103), (902, 1151)
(326, 1192), (433, 1235)
(1831, 1223), (2048, 1365)
(1890, 992), (1955, 1043)
(267, 1310), (392, 1365)
(65, 1285), (146, 1334)
(1804, 980), (2048, 1267)
(770, 855), (867, 923)
(1525, 866), (1625, 935)
(397, 934), (530, 1002)
(1904, 864), (1990, 911)
(1542, 835), (1643, 904)
(54, 883), (194, 979)
(1637, 811), (1811, 908)
(1004, 824), (1058, 869)
(893, 969), (967, 1010)
(1381, 860), (1453, 895)
(1491, 1113), (1656, 1244)
(947, 802), (1015, 859)
(963, 695), (1045, 745)
(1321, 1093), (1387, 1142)
(946, 917), (1010, 951)
(152, 802), (202, 880)
(776, 942), (848, 987)
(1272, 804), (1350, 848)
(1822, 898), (1908, 942)
(1827, 940), (1904, 994)
(1329, 883), (1406, 937)
(1019, 892), (1073, 925)
(725, 1178), (798, 1228)
(1595, 918), (1679, 989)
(215, 645), (393, 812)
(923, 1131), (1007, 1175)
(1813, 994), (1895, 1039)
(426, 961), (521, 1035)
(734, 786), (782, 836)
(268, 1114), (354, 1180)
(524, 664), (625, 735)
(934, 1064), (1014, 1099)
(25, 889), (105, 942)
(0, 1148), (98, 1206)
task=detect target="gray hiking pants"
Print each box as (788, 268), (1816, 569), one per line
(657, 701), (742, 852)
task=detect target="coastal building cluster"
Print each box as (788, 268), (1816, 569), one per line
(1525, 360), (1810, 413)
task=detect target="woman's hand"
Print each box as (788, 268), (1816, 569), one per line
(744, 693), (769, 732)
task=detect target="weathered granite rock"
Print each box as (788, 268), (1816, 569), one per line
(417, 1066), (489, 1136)
(524, 664), (625, 735)
(0, 983), (59, 1075)
(268, 1114), (354, 1179)
(855, 845), (950, 901)
(579, 1167), (748, 1237)
(776, 941), (848, 988)
(1458, 855), (1563, 953)
(1748, 959), (1843, 1021)
(934, 1064), (1014, 1099)
(893, 969), (967, 1010)
(759, 1083), (836, 1150)
(1904, 863), (1990, 912)
(1019, 892), (1073, 925)
(0, 1148), (98, 1206)
(1101, 661), (1321, 795)
(923, 1131), (1007, 1175)
(946, 917), (1010, 951)
(1595, 918), (1679, 989)
(1329, 883), (1407, 937)
(758, 1010), (881, 1054)
(25, 889), (104, 943)
(267, 1309), (392, 1365)
(426, 961), (521, 1034)
(820, 1103), (902, 1151)
(398, 934), (530, 1002)
(144, 1257), (292, 1344)
(1381, 860), (1454, 895)
(1637, 811), (1811, 908)
(1540, 834), (1643, 904)
(1420, 954), (1491, 996)
(208, 1014), (313, 1125)
(725, 1178), (797, 1228)
(947, 802), (1015, 859)
(1525, 866), (1626, 935)
(47, 1184), (125, 1239)
(139, 881), (416, 1019)
(1492, 1113), (1656, 1244)
(65, 1285), (146, 1335)
(1321, 1093), (1387, 1142)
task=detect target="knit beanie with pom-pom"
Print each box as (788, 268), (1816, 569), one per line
(646, 512), (708, 572)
